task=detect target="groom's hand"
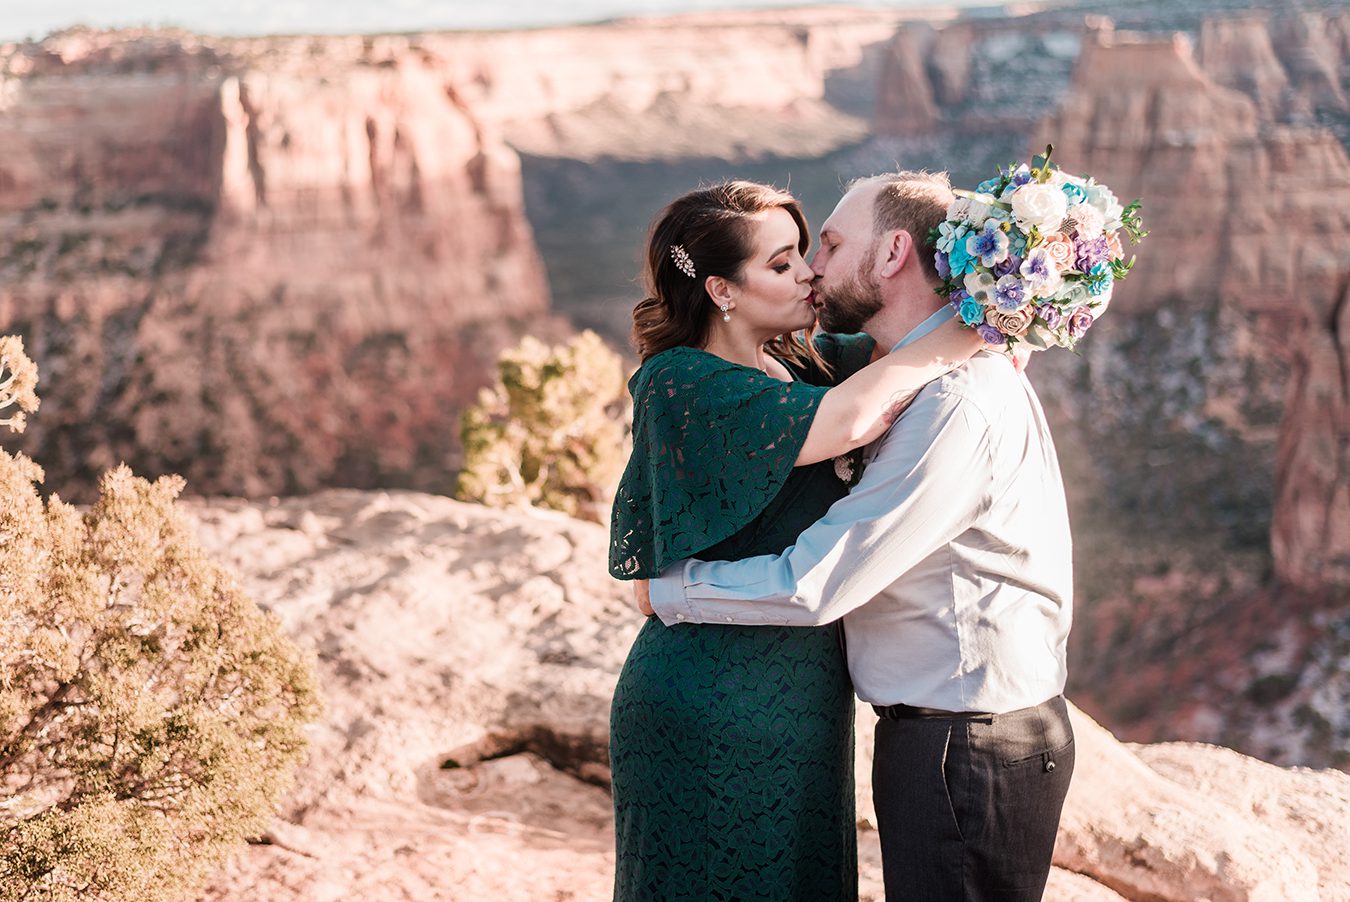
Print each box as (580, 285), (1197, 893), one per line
(633, 579), (655, 616)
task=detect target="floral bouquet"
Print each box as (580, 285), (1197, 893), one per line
(930, 145), (1147, 351)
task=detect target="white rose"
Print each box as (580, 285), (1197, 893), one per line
(1010, 183), (1068, 234)
(1084, 181), (1124, 231)
(947, 192), (997, 225)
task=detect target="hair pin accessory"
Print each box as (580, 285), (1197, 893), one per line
(671, 244), (697, 278)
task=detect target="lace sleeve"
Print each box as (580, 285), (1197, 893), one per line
(608, 348), (828, 579)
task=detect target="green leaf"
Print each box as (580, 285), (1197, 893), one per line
(1022, 328), (1048, 349)
(1031, 143), (1056, 182)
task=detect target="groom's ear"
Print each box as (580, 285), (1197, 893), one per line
(878, 230), (913, 279)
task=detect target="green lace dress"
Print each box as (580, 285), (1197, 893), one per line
(608, 333), (874, 902)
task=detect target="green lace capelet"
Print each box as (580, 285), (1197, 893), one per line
(608, 334), (874, 580)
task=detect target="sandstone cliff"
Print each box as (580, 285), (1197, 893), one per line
(414, 8), (922, 162)
(0, 30), (563, 498)
(0, 9), (941, 500)
(182, 491), (1350, 902)
(1034, 29), (1350, 765)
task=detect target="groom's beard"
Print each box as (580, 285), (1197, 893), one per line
(817, 249), (883, 334)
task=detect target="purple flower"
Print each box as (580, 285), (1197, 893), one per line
(994, 275), (1028, 312)
(948, 287), (971, 311)
(1037, 303), (1065, 329)
(935, 251), (951, 280)
(1020, 249), (1053, 283)
(1067, 307), (1094, 338)
(993, 253), (1023, 278)
(1009, 164), (1035, 188)
(1074, 236), (1110, 273)
(977, 324), (1005, 344)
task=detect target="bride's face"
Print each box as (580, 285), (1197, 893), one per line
(721, 207), (817, 337)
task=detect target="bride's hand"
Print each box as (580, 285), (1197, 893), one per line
(633, 579), (654, 616)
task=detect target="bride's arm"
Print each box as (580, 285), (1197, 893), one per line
(795, 317), (982, 466)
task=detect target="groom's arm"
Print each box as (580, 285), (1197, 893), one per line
(648, 384), (992, 627)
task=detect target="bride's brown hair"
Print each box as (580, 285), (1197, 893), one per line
(632, 180), (827, 372)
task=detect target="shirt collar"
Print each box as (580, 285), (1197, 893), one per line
(889, 306), (958, 354)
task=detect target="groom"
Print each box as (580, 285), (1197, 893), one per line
(639, 171), (1075, 901)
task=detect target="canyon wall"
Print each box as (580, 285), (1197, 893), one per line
(0, 31), (560, 497)
(0, 10), (926, 499)
(863, 6), (1349, 761)
(1034, 28), (1350, 762)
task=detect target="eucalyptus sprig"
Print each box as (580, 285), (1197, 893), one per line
(1121, 200), (1149, 243)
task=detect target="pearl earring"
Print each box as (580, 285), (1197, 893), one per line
(720, 303), (731, 322)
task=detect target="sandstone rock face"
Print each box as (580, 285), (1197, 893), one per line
(1196, 14), (1292, 120)
(1027, 27), (1350, 763)
(1272, 282), (1350, 594)
(0, 31), (562, 499)
(874, 27), (939, 135)
(415, 9), (923, 162)
(181, 491), (1350, 902)
(0, 10), (943, 500)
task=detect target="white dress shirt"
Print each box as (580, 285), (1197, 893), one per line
(649, 310), (1074, 713)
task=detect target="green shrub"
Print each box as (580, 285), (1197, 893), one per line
(456, 330), (628, 522)
(0, 337), (320, 901)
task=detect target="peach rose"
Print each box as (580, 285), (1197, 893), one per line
(986, 305), (1035, 337)
(1040, 234), (1075, 273)
(1106, 231), (1124, 260)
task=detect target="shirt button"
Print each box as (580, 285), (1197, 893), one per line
(725, 617), (733, 622)
(675, 614), (685, 621)
(1044, 759), (1056, 773)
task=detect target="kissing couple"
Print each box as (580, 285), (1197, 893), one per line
(608, 172), (1076, 901)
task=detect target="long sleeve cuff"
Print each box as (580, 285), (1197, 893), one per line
(649, 560), (698, 626)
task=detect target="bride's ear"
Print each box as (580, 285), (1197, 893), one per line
(879, 230), (913, 278)
(704, 275), (736, 306)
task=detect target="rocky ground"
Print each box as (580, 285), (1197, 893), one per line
(186, 490), (1350, 901)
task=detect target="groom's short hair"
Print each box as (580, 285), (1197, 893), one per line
(848, 171), (954, 282)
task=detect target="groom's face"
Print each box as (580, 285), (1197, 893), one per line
(810, 185), (885, 334)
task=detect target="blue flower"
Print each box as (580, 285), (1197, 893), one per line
(966, 221), (1010, 268)
(1061, 181), (1088, 206)
(976, 176), (1003, 195)
(1009, 164), (1035, 188)
(936, 221), (968, 253)
(948, 238), (976, 276)
(1085, 261), (1114, 297)
(959, 297), (985, 326)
